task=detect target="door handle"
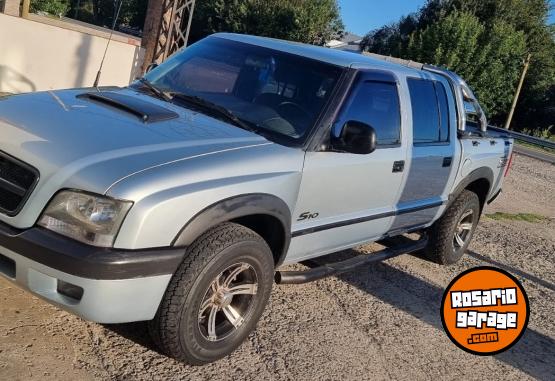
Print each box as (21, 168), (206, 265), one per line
(442, 157), (453, 167)
(392, 160), (405, 173)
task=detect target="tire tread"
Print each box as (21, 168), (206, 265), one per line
(425, 190), (480, 265)
(148, 222), (270, 364)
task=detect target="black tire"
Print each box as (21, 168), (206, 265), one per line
(148, 222), (274, 365)
(424, 190), (480, 265)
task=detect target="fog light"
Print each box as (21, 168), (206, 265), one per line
(57, 280), (84, 301)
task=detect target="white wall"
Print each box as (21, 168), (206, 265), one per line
(0, 13), (144, 93)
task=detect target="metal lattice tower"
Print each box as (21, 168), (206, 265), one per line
(153, 0), (196, 63)
(142, 0), (196, 71)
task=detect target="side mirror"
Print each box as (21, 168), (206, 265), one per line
(145, 63), (158, 73)
(332, 120), (377, 154)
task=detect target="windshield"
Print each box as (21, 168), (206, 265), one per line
(142, 36), (343, 145)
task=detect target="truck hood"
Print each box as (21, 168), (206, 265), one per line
(0, 88), (272, 227)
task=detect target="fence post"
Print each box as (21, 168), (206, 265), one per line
(21, 0), (29, 17)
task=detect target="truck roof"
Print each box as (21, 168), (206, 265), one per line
(215, 33), (428, 77)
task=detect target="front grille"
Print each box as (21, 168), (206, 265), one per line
(0, 151), (39, 216)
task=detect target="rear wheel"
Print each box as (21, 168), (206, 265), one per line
(149, 222), (274, 365)
(425, 190), (480, 265)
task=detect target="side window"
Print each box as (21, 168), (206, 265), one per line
(435, 82), (450, 141)
(407, 78), (450, 144)
(338, 81), (401, 146)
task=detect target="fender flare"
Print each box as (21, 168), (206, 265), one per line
(172, 193), (292, 261)
(448, 167), (494, 207)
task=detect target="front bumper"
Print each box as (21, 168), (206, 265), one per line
(0, 222), (185, 323)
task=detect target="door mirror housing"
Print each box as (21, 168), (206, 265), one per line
(332, 120), (377, 155)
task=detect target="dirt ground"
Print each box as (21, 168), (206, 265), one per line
(1, 153), (554, 381)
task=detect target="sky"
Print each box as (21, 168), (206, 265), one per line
(339, 0), (555, 37)
(338, 0), (426, 36)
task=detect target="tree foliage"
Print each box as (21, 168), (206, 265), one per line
(32, 0), (344, 51)
(361, 0), (555, 131)
(30, 0), (147, 34)
(189, 0), (344, 46)
(31, 0), (71, 17)
(401, 11), (527, 118)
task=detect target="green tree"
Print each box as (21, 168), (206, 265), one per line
(402, 12), (527, 118)
(361, 0), (555, 131)
(190, 0), (344, 46)
(31, 0), (71, 17)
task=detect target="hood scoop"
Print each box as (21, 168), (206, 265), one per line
(77, 91), (178, 123)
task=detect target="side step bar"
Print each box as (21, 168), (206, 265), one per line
(275, 237), (427, 285)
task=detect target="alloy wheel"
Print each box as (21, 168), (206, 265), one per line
(198, 262), (258, 342)
(453, 209), (474, 250)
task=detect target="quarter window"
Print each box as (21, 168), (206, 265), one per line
(436, 82), (450, 141)
(338, 81), (401, 146)
(408, 78), (450, 144)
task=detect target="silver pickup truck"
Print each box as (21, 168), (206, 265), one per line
(0, 33), (513, 364)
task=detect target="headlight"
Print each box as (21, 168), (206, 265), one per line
(38, 191), (133, 247)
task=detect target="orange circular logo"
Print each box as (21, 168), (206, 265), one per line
(441, 267), (529, 355)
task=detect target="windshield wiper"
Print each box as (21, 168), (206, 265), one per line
(136, 78), (172, 102)
(170, 92), (257, 133)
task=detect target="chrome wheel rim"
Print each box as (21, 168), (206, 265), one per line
(453, 209), (474, 250)
(198, 262), (258, 342)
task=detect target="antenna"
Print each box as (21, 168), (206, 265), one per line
(93, 0), (124, 89)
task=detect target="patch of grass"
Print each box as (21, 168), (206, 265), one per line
(486, 212), (548, 223)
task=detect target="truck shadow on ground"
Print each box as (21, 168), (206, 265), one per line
(466, 249), (555, 292)
(311, 248), (555, 380)
(105, 248), (554, 379)
(104, 321), (160, 353)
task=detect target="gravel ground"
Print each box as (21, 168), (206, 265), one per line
(1, 153), (554, 380)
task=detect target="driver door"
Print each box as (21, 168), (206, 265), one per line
(286, 70), (408, 263)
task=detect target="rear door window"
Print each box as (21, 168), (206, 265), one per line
(408, 78), (450, 144)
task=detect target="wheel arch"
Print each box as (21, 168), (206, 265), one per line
(449, 167), (494, 212)
(172, 194), (292, 266)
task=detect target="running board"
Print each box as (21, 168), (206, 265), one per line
(275, 237), (427, 285)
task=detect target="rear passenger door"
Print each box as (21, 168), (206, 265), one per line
(389, 76), (458, 232)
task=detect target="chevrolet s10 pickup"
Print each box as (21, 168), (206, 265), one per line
(0, 33), (513, 364)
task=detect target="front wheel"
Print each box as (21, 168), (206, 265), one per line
(149, 222), (274, 365)
(424, 190), (480, 265)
